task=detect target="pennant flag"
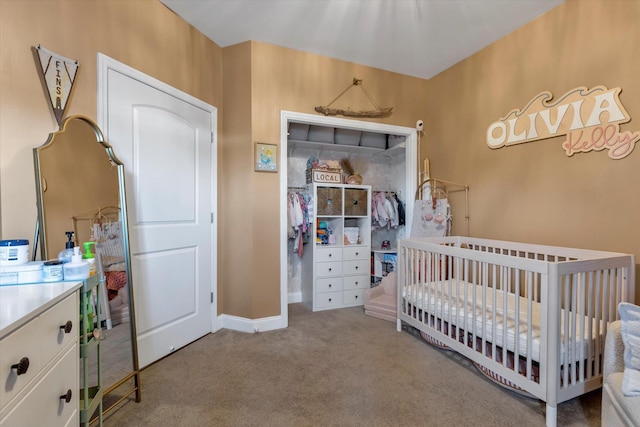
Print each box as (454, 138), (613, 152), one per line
(34, 45), (79, 126)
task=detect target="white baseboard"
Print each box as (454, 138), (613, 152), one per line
(288, 291), (302, 304)
(215, 292), (301, 333)
(218, 312), (286, 333)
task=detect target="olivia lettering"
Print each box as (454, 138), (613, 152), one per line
(487, 86), (638, 159)
(487, 89), (626, 147)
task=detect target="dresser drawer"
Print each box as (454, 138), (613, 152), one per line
(39, 292), (78, 365)
(343, 289), (365, 306)
(343, 274), (369, 291)
(0, 344), (78, 427)
(342, 259), (369, 276)
(315, 247), (342, 262)
(314, 291), (343, 309)
(0, 292), (78, 410)
(316, 277), (343, 293)
(316, 261), (342, 277)
(0, 318), (42, 408)
(342, 246), (369, 261)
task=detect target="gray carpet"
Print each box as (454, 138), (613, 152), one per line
(102, 304), (601, 426)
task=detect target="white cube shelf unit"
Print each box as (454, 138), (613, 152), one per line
(302, 183), (372, 311)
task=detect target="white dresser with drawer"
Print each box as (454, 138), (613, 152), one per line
(302, 183), (371, 311)
(0, 281), (82, 426)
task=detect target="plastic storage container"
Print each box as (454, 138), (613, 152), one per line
(0, 239), (29, 266)
(62, 247), (90, 281)
(42, 260), (64, 282)
(0, 261), (43, 285)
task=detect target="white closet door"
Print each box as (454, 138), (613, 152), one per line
(101, 59), (216, 368)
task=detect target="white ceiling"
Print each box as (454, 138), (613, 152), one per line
(160, 0), (563, 80)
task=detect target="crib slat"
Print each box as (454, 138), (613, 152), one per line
(562, 275), (570, 387)
(526, 270), (534, 383)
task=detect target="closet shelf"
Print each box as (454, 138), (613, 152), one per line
(288, 139), (405, 156)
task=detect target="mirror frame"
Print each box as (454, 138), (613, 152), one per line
(33, 115), (141, 414)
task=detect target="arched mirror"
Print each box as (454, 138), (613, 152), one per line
(33, 115), (141, 416)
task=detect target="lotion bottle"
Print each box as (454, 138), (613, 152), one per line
(63, 246), (90, 281)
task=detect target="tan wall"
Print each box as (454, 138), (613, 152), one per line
(220, 43), (253, 316)
(218, 41), (429, 318)
(424, 0), (640, 300)
(0, 0), (221, 243)
(3, 0), (638, 321)
(0, 1), (223, 312)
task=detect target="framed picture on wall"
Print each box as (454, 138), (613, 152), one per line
(255, 142), (277, 172)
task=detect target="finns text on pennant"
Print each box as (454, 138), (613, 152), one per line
(33, 45), (79, 126)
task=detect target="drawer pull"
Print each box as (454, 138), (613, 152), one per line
(328, 268), (332, 272)
(60, 320), (73, 334)
(11, 357), (30, 375)
(355, 266), (359, 270)
(328, 298), (332, 302)
(328, 253), (332, 257)
(60, 389), (73, 403)
(355, 281), (359, 285)
(328, 284), (332, 288)
(355, 252), (359, 256)
(355, 295), (359, 299)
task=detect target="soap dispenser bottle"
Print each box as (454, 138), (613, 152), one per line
(82, 241), (96, 277)
(63, 246), (90, 280)
(57, 231), (75, 264)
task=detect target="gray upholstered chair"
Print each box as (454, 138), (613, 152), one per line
(602, 320), (640, 426)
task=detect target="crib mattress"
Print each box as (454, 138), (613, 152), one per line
(402, 280), (604, 365)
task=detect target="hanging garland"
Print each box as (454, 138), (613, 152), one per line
(315, 77), (393, 118)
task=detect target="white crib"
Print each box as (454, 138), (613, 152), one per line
(396, 236), (635, 427)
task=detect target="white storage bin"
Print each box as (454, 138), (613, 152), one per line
(344, 227), (360, 245)
(308, 125), (335, 143)
(334, 128), (361, 146)
(360, 132), (387, 149)
(288, 123), (309, 140)
(387, 134), (406, 149)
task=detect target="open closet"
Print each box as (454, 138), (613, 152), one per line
(279, 111), (418, 309)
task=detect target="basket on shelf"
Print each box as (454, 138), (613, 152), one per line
(316, 187), (343, 215)
(344, 188), (368, 216)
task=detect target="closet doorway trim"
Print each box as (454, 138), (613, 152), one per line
(279, 110), (418, 325)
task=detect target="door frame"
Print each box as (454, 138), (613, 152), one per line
(96, 53), (219, 334)
(280, 110), (418, 325)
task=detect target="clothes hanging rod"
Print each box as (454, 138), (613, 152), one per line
(420, 178), (468, 191)
(417, 177), (470, 237)
(72, 205), (121, 220)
